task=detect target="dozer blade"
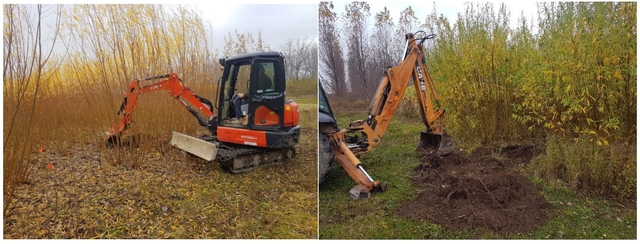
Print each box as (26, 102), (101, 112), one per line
(170, 131), (218, 161)
(417, 130), (456, 156)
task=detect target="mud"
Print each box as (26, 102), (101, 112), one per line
(398, 144), (552, 235)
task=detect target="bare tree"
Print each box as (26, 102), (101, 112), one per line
(396, 6), (421, 46)
(303, 40), (318, 79)
(319, 1), (346, 95)
(281, 37), (317, 80)
(343, 1), (372, 99)
(222, 29), (271, 58)
(367, 7), (398, 89)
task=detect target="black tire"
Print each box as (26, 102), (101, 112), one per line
(318, 132), (334, 184)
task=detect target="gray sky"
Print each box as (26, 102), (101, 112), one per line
(330, 1), (539, 32)
(9, 3), (319, 57)
(12, 2), (540, 59)
(189, 3), (319, 54)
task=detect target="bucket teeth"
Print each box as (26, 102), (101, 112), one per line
(437, 134), (455, 156)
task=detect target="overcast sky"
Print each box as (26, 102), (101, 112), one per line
(329, 1), (540, 32)
(190, 1), (539, 56)
(189, 3), (319, 55)
(14, 2), (540, 59)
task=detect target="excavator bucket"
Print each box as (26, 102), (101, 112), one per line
(170, 131), (218, 161)
(417, 130), (456, 156)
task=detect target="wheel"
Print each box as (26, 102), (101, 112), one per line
(318, 132), (334, 184)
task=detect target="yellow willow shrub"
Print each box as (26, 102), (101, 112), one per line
(3, 4), (63, 215)
(58, 5), (218, 143)
(422, 2), (636, 197)
(424, 2), (529, 149)
(286, 77), (318, 99)
(4, 3), (222, 214)
(513, 2), (636, 144)
(515, 2), (637, 198)
(531, 135), (636, 199)
(222, 29), (272, 58)
(396, 85), (419, 118)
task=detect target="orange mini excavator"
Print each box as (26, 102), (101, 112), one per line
(319, 32), (455, 199)
(107, 52), (300, 173)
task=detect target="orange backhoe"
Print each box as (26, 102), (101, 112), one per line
(107, 52), (300, 173)
(319, 31), (455, 199)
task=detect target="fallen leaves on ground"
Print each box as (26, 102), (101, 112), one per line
(4, 127), (317, 239)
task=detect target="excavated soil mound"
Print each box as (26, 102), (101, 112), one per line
(398, 145), (552, 234)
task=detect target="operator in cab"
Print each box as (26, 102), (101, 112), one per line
(230, 64), (273, 125)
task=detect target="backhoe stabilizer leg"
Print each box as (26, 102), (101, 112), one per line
(417, 130), (455, 156)
(332, 141), (386, 199)
(349, 184), (371, 199)
(334, 153), (385, 199)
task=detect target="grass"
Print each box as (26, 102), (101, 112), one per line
(319, 109), (636, 239)
(514, 177), (637, 239)
(287, 78), (318, 100)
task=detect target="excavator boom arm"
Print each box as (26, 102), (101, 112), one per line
(108, 73), (216, 136)
(368, 33), (444, 139)
(345, 32), (446, 154)
(326, 32), (453, 196)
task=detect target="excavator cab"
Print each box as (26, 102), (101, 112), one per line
(216, 52), (300, 148)
(218, 53), (283, 129)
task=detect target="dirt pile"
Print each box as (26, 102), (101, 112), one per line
(398, 145), (552, 235)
